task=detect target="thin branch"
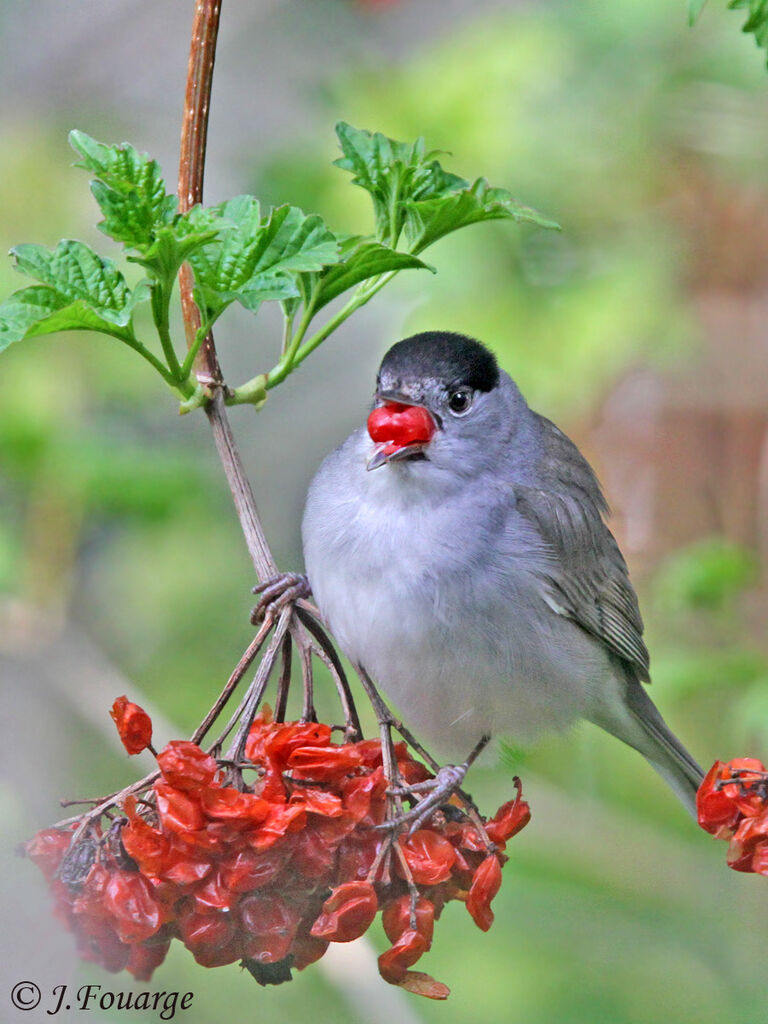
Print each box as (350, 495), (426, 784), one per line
(176, 0), (277, 583)
(296, 606), (362, 739)
(177, 0), (223, 385)
(190, 616), (273, 745)
(274, 630), (292, 722)
(227, 607), (292, 763)
(205, 391), (278, 580)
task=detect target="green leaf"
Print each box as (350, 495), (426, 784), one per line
(11, 240), (145, 326)
(236, 275), (300, 313)
(70, 130), (177, 250)
(404, 178), (560, 253)
(188, 198), (340, 322)
(0, 286), (131, 352)
(128, 208), (223, 286)
(727, 0), (768, 62)
(688, 0), (709, 26)
(313, 240), (433, 311)
(334, 122), (466, 244)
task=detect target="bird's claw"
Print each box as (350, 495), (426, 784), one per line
(250, 572), (311, 625)
(375, 762), (469, 835)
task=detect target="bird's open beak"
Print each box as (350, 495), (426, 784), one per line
(366, 392), (437, 471)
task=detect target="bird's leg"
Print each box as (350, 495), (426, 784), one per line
(379, 734), (491, 835)
(355, 665), (406, 819)
(354, 664), (492, 837)
(251, 572), (312, 624)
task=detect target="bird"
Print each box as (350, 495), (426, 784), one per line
(296, 330), (704, 816)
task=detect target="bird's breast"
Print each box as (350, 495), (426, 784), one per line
(302, 436), (607, 756)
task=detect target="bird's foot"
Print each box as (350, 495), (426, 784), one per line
(250, 572), (311, 625)
(373, 762), (471, 837)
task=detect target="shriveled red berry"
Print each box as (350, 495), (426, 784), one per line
(221, 846), (288, 892)
(287, 744), (363, 778)
(154, 782), (204, 834)
(382, 894), (435, 947)
(249, 802), (306, 850)
(103, 870), (162, 944)
(239, 893), (302, 963)
(200, 786), (270, 825)
(310, 881), (378, 942)
(466, 854), (503, 931)
(157, 741), (218, 791)
(396, 971), (450, 999)
(121, 799), (169, 876)
(486, 788), (531, 844)
(26, 828), (72, 880)
(178, 910), (238, 967)
(110, 696), (153, 755)
(400, 830), (457, 885)
(378, 928), (429, 983)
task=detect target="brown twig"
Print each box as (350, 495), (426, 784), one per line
(190, 616), (274, 745)
(177, 0), (277, 583)
(296, 607), (362, 739)
(178, 0), (223, 384)
(274, 631), (293, 722)
(227, 607), (292, 764)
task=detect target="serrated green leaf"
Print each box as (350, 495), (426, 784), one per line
(256, 206), (340, 274)
(188, 198), (340, 322)
(0, 286), (133, 352)
(235, 275), (300, 313)
(128, 210), (223, 285)
(11, 240), (145, 326)
(404, 178), (560, 253)
(688, 0), (709, 26)
(70, 130), (177, 250)
(334, 122), (467, 244)
(313, 240), (433, 311)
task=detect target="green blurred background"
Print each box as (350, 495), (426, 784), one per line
(1, 1), (768, 1022)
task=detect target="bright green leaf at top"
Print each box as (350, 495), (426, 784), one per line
(405, 178), (560, 254)
(70, 130), (177, 251)
(0, 240), (147, 352)
(188, 197), (340, 323)
(334, 123), (556, 252)
(334, 122), (466, 245)
(312, 240), (434, 312)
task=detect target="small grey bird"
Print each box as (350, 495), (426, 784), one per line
(300, 330), (704, 814)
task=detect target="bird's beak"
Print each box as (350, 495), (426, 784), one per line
(366, 393), (437, 472)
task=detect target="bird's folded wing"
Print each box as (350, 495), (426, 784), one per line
(513, 415), (650, 683)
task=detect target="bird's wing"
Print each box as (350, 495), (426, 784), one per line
(513, 413), (650, 682)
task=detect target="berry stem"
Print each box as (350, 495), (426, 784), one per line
(190, 617), (274, 746)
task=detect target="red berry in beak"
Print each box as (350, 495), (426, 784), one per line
(367, 402), (435, 450)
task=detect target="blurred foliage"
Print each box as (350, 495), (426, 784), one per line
(654, 536), (759, 612)
(2, 1), (768, 1023)
(256, 0), (768, 417)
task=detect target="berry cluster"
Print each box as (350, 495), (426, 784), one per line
(27, 704), (530, 998)
(697, 758), (768, 874)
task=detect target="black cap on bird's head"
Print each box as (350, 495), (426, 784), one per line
(377, 331), (500, 399)
(366, 332), (507, 472)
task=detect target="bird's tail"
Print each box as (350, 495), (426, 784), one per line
(589, 669), (704, 818)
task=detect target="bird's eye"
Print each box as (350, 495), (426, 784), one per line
(447, 389), (473, 415)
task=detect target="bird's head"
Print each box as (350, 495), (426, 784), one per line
(366, 331), (520, 478)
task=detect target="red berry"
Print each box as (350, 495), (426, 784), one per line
(110, 696), (153, 755)
(310, 881), (378, 942)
